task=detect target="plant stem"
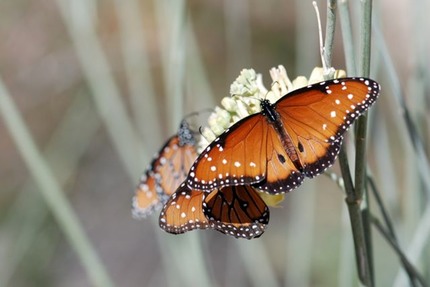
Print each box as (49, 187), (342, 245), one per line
(337, 0), (374, 284)
(0, 81), (115, 287)
(368, 175), (421, 287)
(371, 216), (429, 287)
(338, 0), (357, 75)
(356, 0), (375, 284)
(323, 0), (337, 70)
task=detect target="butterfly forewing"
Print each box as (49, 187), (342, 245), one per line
(187, 114), (268, 191)
(156, 136), (198, 197)
(276, 77), (380, 177)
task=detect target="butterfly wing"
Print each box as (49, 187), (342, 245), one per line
(187, 114), (269, 190)
(132, 171), (163, 218)
(160, 183), (269, 239)
(132, 133), (197, 219)
(159, 182), (210, 234)
(275, 77), (380, 177)
(252, 125), (305, 193)
(155, 136), (198, 200)
(203, 185), (269, 239)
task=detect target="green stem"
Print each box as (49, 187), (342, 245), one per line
(338, 0), (357, 75)
(337, 0), (373, 284)
(0, 82), (114, 287)
(356, 0), (374, 285)
(371, 217), (429, 287)
(339, 147), (371, 285)
(0, 93), (100, 286)
(368, 175), (421, 287)
(323, 0), (337, 70)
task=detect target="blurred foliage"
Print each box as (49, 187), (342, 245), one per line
(0, 0), (429, 287)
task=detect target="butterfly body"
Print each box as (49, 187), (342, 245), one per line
(187, 77), (380, 194)
(260, 99), (303, 170)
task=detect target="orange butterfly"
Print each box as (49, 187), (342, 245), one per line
(186, 78), (380, 194)
(132, 120), (198, 218)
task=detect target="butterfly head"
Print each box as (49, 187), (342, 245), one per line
(259, 99), (278, 123)
(178, 120), (196, 147)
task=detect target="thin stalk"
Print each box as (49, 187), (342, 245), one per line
(0, 81), (114, 287)
(368, 175), (420, 286)
(371, 217), (429, 287)
(237, 241), (280, 287)
(224, 0), (252, 81)
(373, 17), (430, 287)
(361, 188), (374, 285)
(355, 0), (375, 285)
(393, 203), (430, 287)
(337, 0), (373, 284)
(55, 0), (145, 181)
(323, 0), (337, 71)
(338, 0), (357, 75)
(185, 19), (216, 109)
(284, 184), (316, 287)
(112, 0), (163, 150)
(154, 0), (187, 131)
(0, 93), (100, 286)
(154, 2), (214, 286)
(373, 21), (430, 196)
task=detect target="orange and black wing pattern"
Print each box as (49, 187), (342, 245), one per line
(159, 183), (269, 239)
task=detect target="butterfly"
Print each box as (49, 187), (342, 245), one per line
(159, 182), (269, 239)
(132, 119), (198, 218)
(186, 77), (380, 194)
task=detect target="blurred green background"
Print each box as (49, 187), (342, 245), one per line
(0, 0), (429, 286)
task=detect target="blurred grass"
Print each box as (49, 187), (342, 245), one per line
(0, 0), (429, 287)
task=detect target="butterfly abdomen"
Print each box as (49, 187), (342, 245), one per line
(260, 99), (302, 169)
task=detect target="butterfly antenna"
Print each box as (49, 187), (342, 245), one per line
(183, 108), (214, 122)
(181, 108), (215, 135)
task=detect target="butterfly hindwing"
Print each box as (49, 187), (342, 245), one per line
(132, 172), (164, 218)
(159, 182), (210, 234)
(160, 183), (269, 239)
(203, 185), (269, 239)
